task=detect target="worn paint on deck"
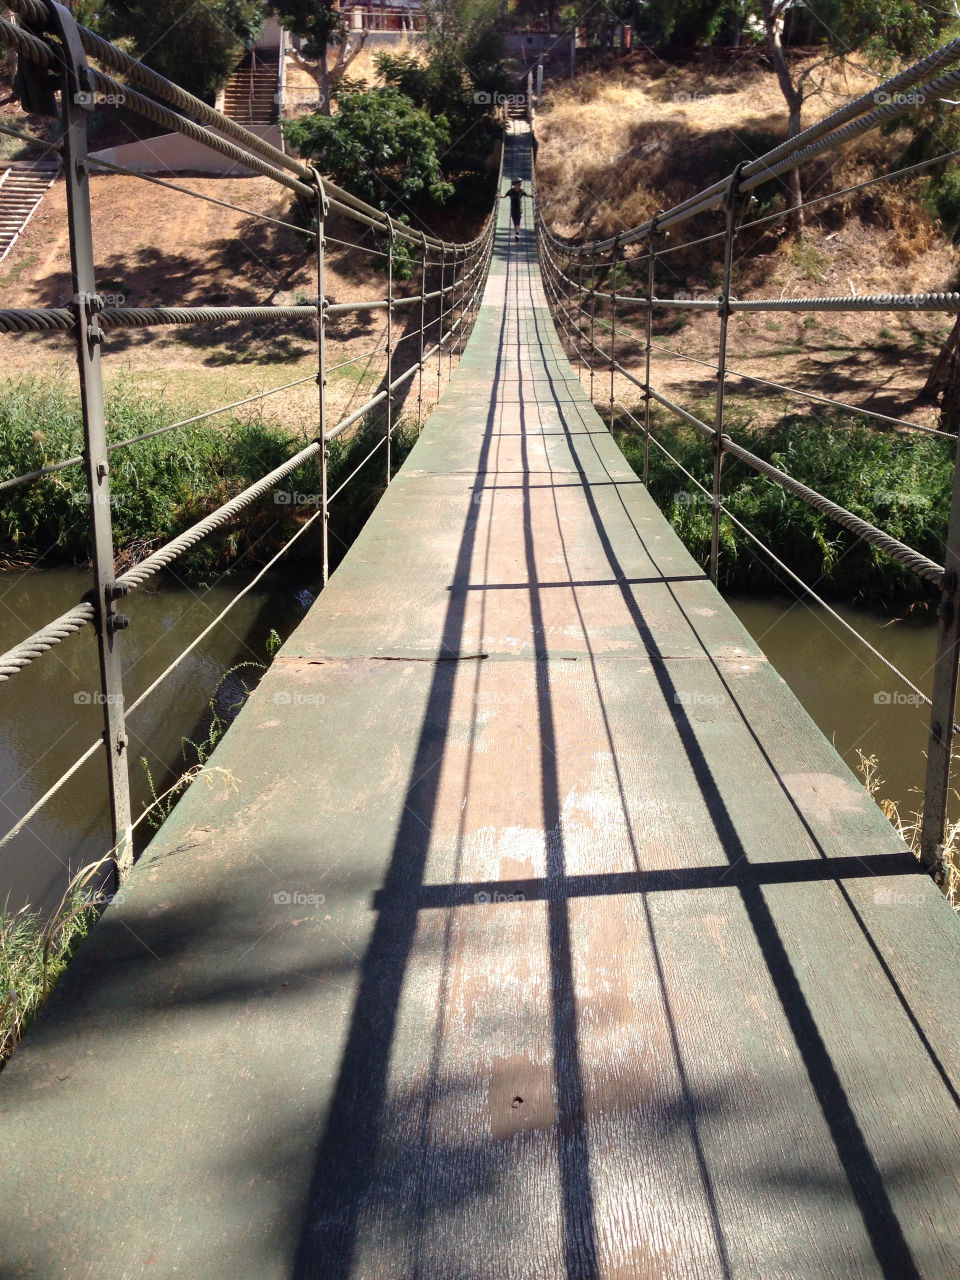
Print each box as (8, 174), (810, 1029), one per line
(2, 132), (960, 1280)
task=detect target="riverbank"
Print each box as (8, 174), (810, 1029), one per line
(0, 376), (414, 578)
(616, 405), (950, 608)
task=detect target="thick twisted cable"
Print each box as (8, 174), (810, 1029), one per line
(730, 291), (960, 314)
(0, 307), (74, 333)
(0, 12), (52, 63)
(721, 438), (944, 585)
(116, 439), (321, 591)
(99, 304), (319, 329)
(0, 304), (319, 332)
(0, 602), (95, 680)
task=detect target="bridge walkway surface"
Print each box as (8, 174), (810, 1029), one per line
(2, 132), (960, 1280)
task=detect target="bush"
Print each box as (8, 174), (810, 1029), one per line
(617, 408), (950, 606)
(284, 87), (455, 211)
(0, 378), (417, 578)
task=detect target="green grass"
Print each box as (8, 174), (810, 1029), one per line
(790, 238), (827, 285)
(1, 883), (95, 1067)
(615, 406), (951, 607)
(0, 375), (416, 577)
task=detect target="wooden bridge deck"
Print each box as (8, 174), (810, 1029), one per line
(2, 133), (960, 1279)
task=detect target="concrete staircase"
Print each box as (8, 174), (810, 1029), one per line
(221, 50), (280, 126)
(0, 160), (59, 264)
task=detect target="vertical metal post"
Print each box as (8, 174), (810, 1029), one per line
(386, 216), (394, 484)
(642, 214), (662, 488)
(57, 11), (132, 878)
(438, 246), (446, 400)
(576, 250), (584, 376)
(417, 231), (427, 433)
(609, 233), (620, 430)
(711, 166), (743, 585)
(588, 250), (596, 403)
(462, 246), (470, 357)
(448, 248), (456, 379)
(312, 169), (330, 585)
(920, 453), (960, 875)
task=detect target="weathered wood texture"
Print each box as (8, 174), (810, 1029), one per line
(2, 133), (959, 1280)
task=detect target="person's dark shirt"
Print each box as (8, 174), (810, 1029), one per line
(508, 188), (524, 218)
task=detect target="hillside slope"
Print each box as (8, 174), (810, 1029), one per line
(535, 51), (958, 434)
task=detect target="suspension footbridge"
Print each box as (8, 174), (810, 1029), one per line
(1, 8), (960, 1277)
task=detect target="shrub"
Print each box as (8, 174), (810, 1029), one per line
(617, 407), (950, 606)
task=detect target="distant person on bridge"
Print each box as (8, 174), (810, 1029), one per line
(502, 178), (530, 241)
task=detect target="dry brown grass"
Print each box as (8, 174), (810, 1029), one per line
(537, 51), (910, 243)
(537, 49), (960, 436)
(859, 752), (959, 912)
(0, 168), (472, 438)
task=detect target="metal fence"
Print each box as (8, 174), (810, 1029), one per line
(534, 38), (960, 881)
(0, 0), (497, 881)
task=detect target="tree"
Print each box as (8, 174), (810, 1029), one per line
(636, 0), (948, 229)
(374, 0), (508, 197)
(272, 0), (368, 116)
(101, 0), (264, 102)
(283, 86), (455, 209)
(754, 0), (946, 228)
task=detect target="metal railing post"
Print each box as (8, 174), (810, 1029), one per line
(386, 215), (394, 483)
(417, 231), (427, 432)
(920, 457), (960, 875)
(642, 214), (662, 488)
(312, 168), (330, 584)
(588, 250), (597, 403)
(438, 245), (446, 400)
(711, 165), (744, 585)
(576, 250), (584, 376)
(460, 245), (468, 358)
(448, 247), (456, 379)
(609, 233), (620, 430)
(57, 8), (132, 878)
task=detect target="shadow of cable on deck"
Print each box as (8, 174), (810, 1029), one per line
(527, 251), (945, 1280)
(287, 182), (611, 1277)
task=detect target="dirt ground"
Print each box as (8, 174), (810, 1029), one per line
(536, 51), (959, 433)
(0, 165), (483, 441)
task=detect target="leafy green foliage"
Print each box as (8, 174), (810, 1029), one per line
(1, 889), (92, 1066)
(617, 408), (950, 606)
(632, 0), (948, 56)
(0, 377), (308, 574)
(273, 0), (344, 61)
(373, 31), (506, 195)
(0, 378), (419, 578)
(634, 0), (743, 47)
(820, 0), (946, 67)
(284, 87), (455, 210)
(100, 0), (264, 101)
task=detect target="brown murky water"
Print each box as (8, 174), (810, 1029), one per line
(730, 595), (938, 829)
(0, 565), (320, 916)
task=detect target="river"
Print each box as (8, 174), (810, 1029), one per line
(0, 569), (940, 917)
(0, 564), (321, 917)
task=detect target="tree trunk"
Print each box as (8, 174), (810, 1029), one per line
(320, 45), (331, 116)
(760, 0), (804, 231)
(291, 30), (367, 117)
(924, 314), (960, 402)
